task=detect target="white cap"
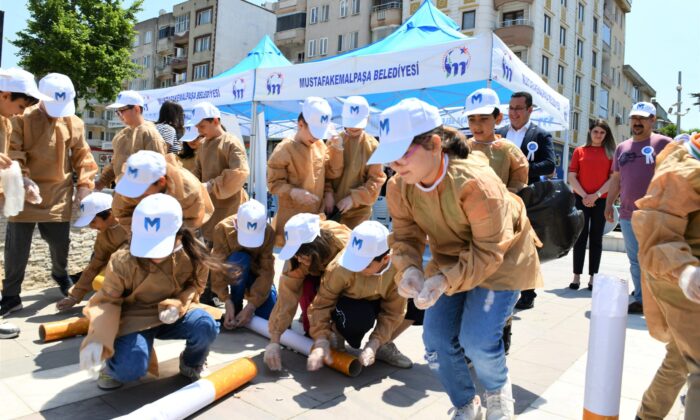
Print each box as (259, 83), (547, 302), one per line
(190, 102), (221, 125)
(367, 98), (442, 165)
(114, 151), (167, 198)
(0, 67), (52, 102)
(339, 221), (390, 272)
(629, 102), (656, 118)
(237, 199), (267, 248)
(279, 213), (320, 260)
(342, 96), (370, 129)
(39, 73), (76, 117)
(74, 192), (114, 228)
(107, 90), (145, 109)
(302, 97), (332, 139)
(130, 193), (183, 258)
(463, 88), (500, 117)
(180, 124), (199, 142)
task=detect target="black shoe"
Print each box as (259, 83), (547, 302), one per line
(502, 320), (512, 355)
(0, 295), (23, 318)
(199, 287), (216, 306)
(587, 283), (593, 291)
(569, 282), (580, 290)
(628, 301), (643, 314)
(52, 274), (73, 297)
(515, 296), (534, 310)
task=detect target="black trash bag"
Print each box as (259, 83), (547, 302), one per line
(516, 180), (584, 263)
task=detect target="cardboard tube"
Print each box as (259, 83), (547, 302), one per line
(117, 358), (256, 420)
(39, 317), (89, 343)
(583, 274), (628, 420)
(246, 315), (362, 377)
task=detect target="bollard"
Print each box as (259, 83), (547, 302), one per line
(583, 274), (629, 420)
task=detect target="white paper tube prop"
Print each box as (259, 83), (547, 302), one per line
(583, 274), (629, 420)
(0, 161), (25, 217)
(247, 316), (362, 377)
(117, 357), (257, 420)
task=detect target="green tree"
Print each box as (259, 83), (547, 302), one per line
(658, 123), (677, 138)
(11, 0), (143, 104)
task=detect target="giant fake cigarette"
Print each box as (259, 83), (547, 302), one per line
(583, 274), (629, 420)
(92, 274), (104, 291)
(117, 357), (257, 420)
(247, 316), (362, 377)
(39, 317), (89, 342)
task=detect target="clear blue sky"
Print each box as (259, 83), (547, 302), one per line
(2, 1), (698, 129)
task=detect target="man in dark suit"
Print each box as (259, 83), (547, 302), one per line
(497, 91), (556, 310)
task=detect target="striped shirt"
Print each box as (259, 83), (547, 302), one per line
(156, 123), (182, 154)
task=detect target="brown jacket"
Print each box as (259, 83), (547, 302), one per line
(387, 154), (543, 293)
(267, 220), (350, 341)
(81, 247), (209, 359)
(112, 163), (213, 232)
(9, 106), (98, 222)
(178, 154), (197, 175)
(99, 121), (167, 186)
(193, 132), (250, 241)
(308, 257), (406, 345)
(210, 214), (275, 306)
(267, 136), (344, 245)
(0, 114), (9, 155)
(632, 142), (700, 341)
(69, 224), (129, 302)
(467, 138), (529, 193)
(328, 131), (387, 228)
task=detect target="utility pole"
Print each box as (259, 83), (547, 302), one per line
(676, 71), (682, 135)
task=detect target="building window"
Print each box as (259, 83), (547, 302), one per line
(590, 84), (595, 101)
(144, 31), (152, 44)
(297, 52), (305, 63)
(175, 14), (190, 33)
(143, 55), (151, 68)
(309, 7), (318, 24)
(573, 112), (579, 131)
(196, 8), (213, 26)
(159, 26), (174, 39)
(544, 14), (551, 36)
(557, 65), (565, 84)
(194, 35), (211, 53)
(321, 5), (330, 22)
(133, 34), (140, 47)
(277, 12), (306, 31)
(161, 79), (172, 88)
(340, 0), (348, 18)
(575, 75), (581, 94)
(462, 11), (475, 30)
(308, 39), (316, 57)
(576, 38), (584, 58)
(578, 2), (584, 21)
(87, 130), (93, 139)
(602, 22), (611, 45)
(593, 17), (598, 33)
(193, 62), (210, 80)
(319, 37), (328, 55)
(338, 34), (345, 52)
(559, 26), (566, 45)
(541, 55), (549, 77)
(561, 0), (567, 6)
(592, 50), (597, 68)
(502, 10), (524, 26)
(349, 31), (359, 49)
(352, 0), (360, 15)
(599, 88), (609, 118)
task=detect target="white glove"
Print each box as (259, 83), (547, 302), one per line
(359, 338), (381, 367)
(159, 306), (180, 324)
(326, 134), (343, 150)
(80, 342), (104, 378)
(72, 186), (91, 213)
(415, 274), (448, 310)
(23, 177), (42, 204)
(679, 265), (700, 304)
(264, 342), (282, 371)
(307, 338), (332, 371)
(398, 267), (424, 299)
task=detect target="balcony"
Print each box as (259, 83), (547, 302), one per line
(275, 28), (305, 48)
(157, 37), (174, 54)
(494, 0), (533, 8)
(156, 62), (173, 78)
(494, 19), (534, 47)
(371, 2), (402, 29)
(615, 0), (631, 13)
(275, 0), (307, 14)
(83, 117), (106, 126)
(174, 31), (189, 46)
(601, 72), (612, 88)
(171, 56), (188, 71)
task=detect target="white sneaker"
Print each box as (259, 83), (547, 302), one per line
(0, 322), (20, 339)
(485, 376), (515, 420)
(449, 396), (484, 420)
(375, 342), (413, 368)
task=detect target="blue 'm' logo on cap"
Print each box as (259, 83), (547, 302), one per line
(284, 230), (289, 241)
(352, 237), (363, 250)
(144, 217), (160, 232)
(350, 105), (360, 114)
(379, 118), (390, 135)
(246, 221), (258, 231)
(471, 93), (483, 104)
(54, 92), (67, 101)
(320, 115), (329, 124)
(127, 166), (139, 178)
(80, 203), (85, 212)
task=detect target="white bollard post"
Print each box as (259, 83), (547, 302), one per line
(583, 274), (629, 420)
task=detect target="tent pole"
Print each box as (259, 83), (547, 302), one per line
(250, 101), (258, 199)
(563, 129), (570, 184)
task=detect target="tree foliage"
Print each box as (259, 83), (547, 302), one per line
(11, 0), (143, 104)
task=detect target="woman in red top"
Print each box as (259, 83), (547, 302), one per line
(568, 119), (615, 290)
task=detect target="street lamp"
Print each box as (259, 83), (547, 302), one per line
(667, 71), (692, 135)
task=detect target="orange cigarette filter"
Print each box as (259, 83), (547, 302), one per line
(207, 357), (258, 400)
(327, 349), (362, 377)
(39, 317), (89, 342)
(583, 408), (619, 420)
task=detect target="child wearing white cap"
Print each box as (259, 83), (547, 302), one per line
(56, 192), (128, 311)
(263, 213), (350, 371)
(95, 90), (168, 190)
(1, 73), (99, 318)
(306, 221), (412, 371)
(324, 96), (387, 229)
(267, 96), (344, 246)
(177, 128), (203, 174)
(369, 97), (543, 418)
(463, 88), (529, 193)
(189, 102), (250, 242)
(79, 194), (227, 389)
(111, 150), (213, 232)
(211, 199), (278, 329)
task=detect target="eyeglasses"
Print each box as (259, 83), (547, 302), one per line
(116, 105), (134, 116)
(392, 144), (421, 164)
(618, 151), (642, 167)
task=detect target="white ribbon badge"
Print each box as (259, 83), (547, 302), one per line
(642, 145), (654, 164)
(526, 141), (538, 161)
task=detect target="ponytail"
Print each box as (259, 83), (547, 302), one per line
(180, 228), (239, 279)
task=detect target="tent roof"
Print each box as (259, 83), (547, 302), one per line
(216, 35), (292, 77)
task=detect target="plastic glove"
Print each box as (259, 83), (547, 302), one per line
(264, 342), (282, 371)
(0, 153), (11, 170)
(336, 196), (354, 214)
(202, 181), (212, 194)
(159, 306), (180, 324)
(679, 265), (700, 304)
(56, 295), (79, 311)
(324, 191), (335, 214)
(307, 338), (332, 371)
(223, 299), (237, 330)
(23, 177), (42, 204)
(415, 274), (448, 310)
(326, 134), (343, 150)
(72, 186), (91, 213)
(80, 342), (104, 377)
(234, 302), (256, 327)
(290, 188), (319, 206)
(359, 338), (381, 367)
(398, 267), (424, 299)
